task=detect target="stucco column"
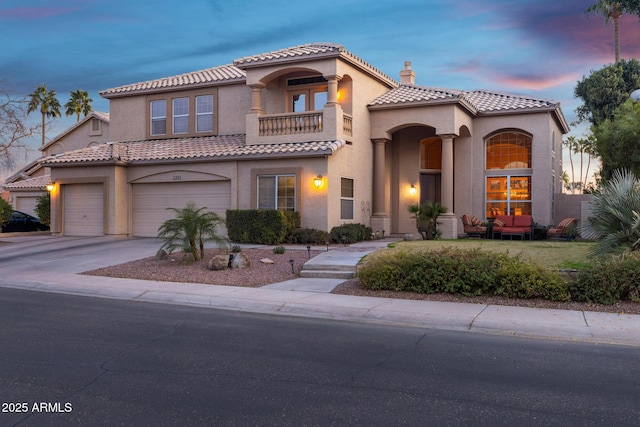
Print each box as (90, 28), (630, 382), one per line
(372, 138), (388, 217)
(440, 134), (455, 213)
(249, 84), (265, 113)
(439, 134), (457, 239)
(325, 75), (341, 106)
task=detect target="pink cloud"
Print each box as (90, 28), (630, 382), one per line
(491, 73), (582, 91)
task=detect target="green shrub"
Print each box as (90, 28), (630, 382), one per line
(0, 198), (12, 228)
(226, 210), (299, 245)
(231, 244), (242, 253)
(285, 227), (330, 244)
(570, 253), (640, 304)
(34, 193), (50, 226)
(273, 246), (286, 254)
(358, 247), (569, 301)
(330, 223), (372, 244)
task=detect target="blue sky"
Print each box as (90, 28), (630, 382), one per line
(2, 0), (640, 179)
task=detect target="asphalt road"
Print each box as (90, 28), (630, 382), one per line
(1, 287), (640, 427)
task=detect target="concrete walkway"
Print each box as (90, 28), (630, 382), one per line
(1, 235), (640, 347)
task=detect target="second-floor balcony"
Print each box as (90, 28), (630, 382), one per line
(250, 110), (352, 144)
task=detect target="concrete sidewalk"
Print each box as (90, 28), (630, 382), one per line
(1, 235), (640, 347)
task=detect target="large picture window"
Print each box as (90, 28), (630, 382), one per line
(173, 97), (189, 134)
(258, 175), (296, 211)
(340, 177), (354, 220)
(485, 131), (532, 217)
(150, 100), (166, 135)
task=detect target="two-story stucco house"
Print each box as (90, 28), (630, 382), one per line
(42, 42), (569, 238)
(2, 111), (110, 216)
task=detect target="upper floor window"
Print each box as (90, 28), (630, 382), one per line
(91, 118), (101, 132)
(486, 131), (532, 169)
(173, 97), (189, 134)
(196, 95), (213, 132)
(150, 100), (167, 135)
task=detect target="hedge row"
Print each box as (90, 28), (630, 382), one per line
(358, 247), (640, 304)
(358, 247), (569, 301)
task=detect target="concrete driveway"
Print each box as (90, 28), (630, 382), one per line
(0, 235), (160, 274)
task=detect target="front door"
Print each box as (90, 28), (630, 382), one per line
(420, 173), (441, 205)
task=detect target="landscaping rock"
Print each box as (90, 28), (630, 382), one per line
(230, 253), (251, 269)
(155, 249), (168, 260)
(208, 255), (230, 271)
(260, 258), (274, 264)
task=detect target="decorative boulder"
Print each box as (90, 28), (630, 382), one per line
(230, 253), (251, 269)
(208, 255), (230, 271)
(155, 249), (168, 260)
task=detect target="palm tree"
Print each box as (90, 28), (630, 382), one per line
(27, 84), (61, 146)
(586, 1), (624, 62)
(64, 89), (93, 122)
(407, 200), (447, 240)
(580, 169), (640, 256)
(157, 202), (227, 261)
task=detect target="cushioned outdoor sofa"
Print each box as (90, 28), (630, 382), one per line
(491, 214), (533, 240)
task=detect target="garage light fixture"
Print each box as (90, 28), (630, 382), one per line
(314, 175), (323, 189)
(46, 182), (55, 192)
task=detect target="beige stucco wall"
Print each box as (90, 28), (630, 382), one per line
(43, 119), (111, 156)
(108, 97), (147, 142)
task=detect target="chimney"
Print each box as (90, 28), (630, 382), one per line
(400, 61), (415, 85)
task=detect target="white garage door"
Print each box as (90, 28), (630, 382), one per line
(63, 183), (104, 236)
(15, 196), (39, 217)
(132, 181), (231, 237)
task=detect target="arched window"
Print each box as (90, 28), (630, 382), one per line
(420, 138), (442, 170)
(486, 131), (531, 169)
(485, 131), (532, 217)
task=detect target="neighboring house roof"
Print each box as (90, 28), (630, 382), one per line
(2, 174), (51, 190)
(2, 159), (45, 185)
(369, 84), (570, 132)
(41, 111), (110, 152)
(233, 42), (397, 87)
(100, 65), (247, 98)
(42, 135), (347, 166)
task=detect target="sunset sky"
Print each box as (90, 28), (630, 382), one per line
(2, 0), (640, 178)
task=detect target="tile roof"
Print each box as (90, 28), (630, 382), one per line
(369, 84), (560, 114)
(2, 174), (51, 190)
(234, 42), (397, 87)
(100, 65), (246, 98)
(43, 135), (347, 166)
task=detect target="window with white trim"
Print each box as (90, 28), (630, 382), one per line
(340, 177), (354, 220)
(196, 95), (213, 132)
(173, 97), (189, 134)
(258, 175), (296, 211)
(150, 100), (166, 135)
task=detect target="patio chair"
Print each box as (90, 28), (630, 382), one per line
(547, 218), (577, 240)
(461, 214), (487, 238)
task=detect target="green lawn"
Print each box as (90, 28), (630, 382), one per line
(389, 239), (595, 270)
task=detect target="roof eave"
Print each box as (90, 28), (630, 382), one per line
(100, 77), (246, 99)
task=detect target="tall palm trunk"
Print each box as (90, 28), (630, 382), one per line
(614, 13), (620, 62)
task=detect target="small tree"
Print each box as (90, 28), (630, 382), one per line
(0, 198), (13, 229)
(64, 89), (93, 122)
(34, 193), (50, 226)
(1, 86), (39, 168)
(580, 168), (640, 256)
(157, 202), (226, 261)
(407, 201), (447, 240)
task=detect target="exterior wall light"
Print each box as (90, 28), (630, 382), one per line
(46, 182), (55, 192)
(314, 175), (323, 189)
(409, 184), (417, 196)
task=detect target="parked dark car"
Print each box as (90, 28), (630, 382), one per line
(1, 211), (49, 233)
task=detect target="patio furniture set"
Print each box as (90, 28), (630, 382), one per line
(461, 214), (578, 241)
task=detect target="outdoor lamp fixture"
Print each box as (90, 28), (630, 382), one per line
(289, 259), (295, 274)
(409, 184), (417, 195)
(46, 182), (55, 192)
(314, 175), (323, 189)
